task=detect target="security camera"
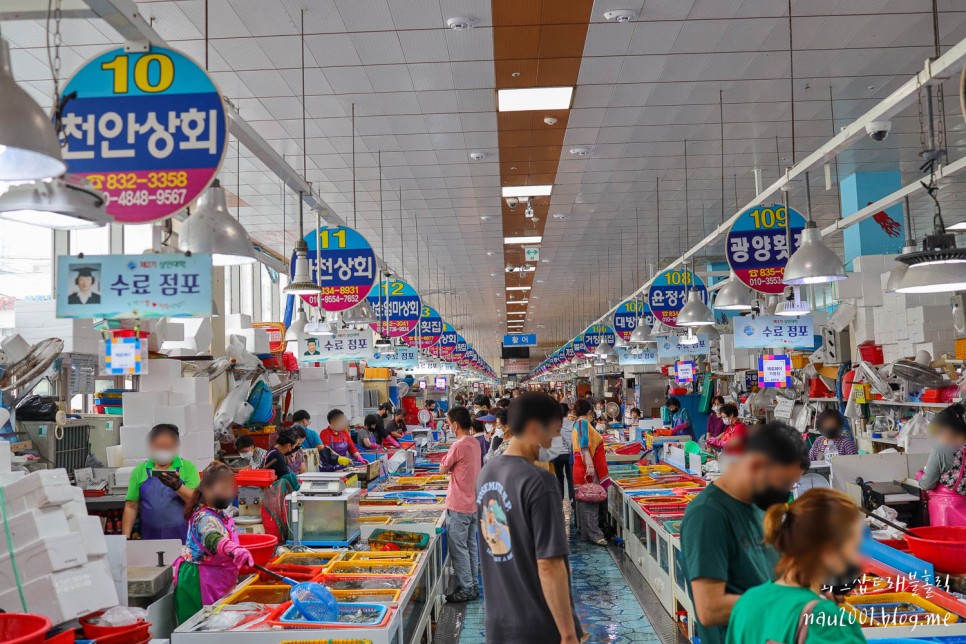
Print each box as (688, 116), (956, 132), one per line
(865, 121), (892, 142)
(505, 196), (519, 209)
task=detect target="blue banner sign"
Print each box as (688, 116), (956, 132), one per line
(656, 335), (712, 360)
(56, 253), (212, 318)
(616, 347), (658, 365)
(504, 333), (536, 347)
(369, 346), (419, 368)
(733, 315), (815, 349)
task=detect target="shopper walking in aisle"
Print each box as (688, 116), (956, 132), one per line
(706, 404), (748, 454)
(319, 409), (367, 471)
(471, 412), (491, 466)
(122, 423), (200, 542)
(551, 405), (575, 507)
(809, 409), (858, 462)
(682, 421), (809, 644)
(476, 392), (582, 644)
(918, 403), (966, 526)
(663, 396), (692, 434)
(726, 488), (866, 644)
(440, 406), (483, 603)
(571, 398), (610, 545)
(173, 463), (253, 623)
(706, 395), (726, 440)
(485, 407), (509, 462)
(291, 409), (322, 449)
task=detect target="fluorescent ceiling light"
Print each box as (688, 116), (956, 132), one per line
(504, 236), (542, 245)
(506, 286), (532, 291)
(507, 300), (529, 305)
(498, 87), (573, 112)
(502, 185), (552, 198)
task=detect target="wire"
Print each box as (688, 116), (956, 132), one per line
(0, 489), (28, 611)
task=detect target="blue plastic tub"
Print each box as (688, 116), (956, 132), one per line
(277, 602), (389, 627)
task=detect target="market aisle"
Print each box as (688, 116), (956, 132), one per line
(458, 506), (662, 643)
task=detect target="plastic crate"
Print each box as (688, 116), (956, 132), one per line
(314, 575), (410, 592)
(342, 551), (420, 563)
(268, 602), (390, 629)
(327, 561), (417, 577)
(358, 515), (391, 525)
(330, 589), (401, 604)
(368, 528), (430, 551)
(222, 584), (292, 605)
(271, 551), (344, 569)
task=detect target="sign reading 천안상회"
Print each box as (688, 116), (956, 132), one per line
(60, 46), (228, 223)
(56, 253), (212, 319)
(294, 226), (378, 313)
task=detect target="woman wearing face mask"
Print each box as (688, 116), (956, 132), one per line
(122, 423), (200, 543)
(572, 398), (610, 545)
(917, 403), (966, 526)
(286, 425), (308, 474)
(319, 408), (367, 471)
(707, 395), (726, 441)
(725, 488), (866, 644)
(233, 435), (266, 470)
(809, 409), (857, 463)
(263, 430), (301, 490)
(173, 463), (253, 623)
(706, 404), (748, 454)
(663, 397), (692, 435)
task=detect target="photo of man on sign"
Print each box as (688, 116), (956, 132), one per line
(67, 264), (102, 305)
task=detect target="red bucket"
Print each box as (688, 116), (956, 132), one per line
(238, 532), (278, 575)
(0, 615), (52, 644)
(79, 613), (150, 641)
(904, 526), (966, 574)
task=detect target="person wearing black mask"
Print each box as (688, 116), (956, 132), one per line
(681, 421), (809, 644)
(809, 409), (857, 462)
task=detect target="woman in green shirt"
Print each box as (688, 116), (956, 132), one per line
(726, 488), (866, 644)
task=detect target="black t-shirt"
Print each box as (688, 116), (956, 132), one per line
(373, 414), (388, 441)
(263, 448), (291, 479)
(476, 455), (582, 643)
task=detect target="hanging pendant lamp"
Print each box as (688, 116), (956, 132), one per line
(783, 174), (845, 285)
(284, 237), (321, 294)
(285, 306), (308, 341)
(775, 286), (811, 316)
(629, 315), (654, 343)
(677, 285), (715, 327)
(0, 39), (66, 181)
(179, 180), (256, 265)
(343, 299), (376, 326)
(714, 274), (754, 310)
(0, 174), (110, 229)
(679, 329), (700, 346)
(594, 338), (615, 358)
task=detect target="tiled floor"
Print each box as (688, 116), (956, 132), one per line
(458, 505), (663, 643)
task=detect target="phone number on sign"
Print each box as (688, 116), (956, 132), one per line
(743, 267), (785, 288)
(107, 188), (188, 207)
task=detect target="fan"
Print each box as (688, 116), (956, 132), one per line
(889, 350), (947, 389)
(0, 337), (63, 397)
(605, 402), (621, 422)
(193, 356), (232, 380)
(857, 361), (894, 399)
(397, 381), (411, 398)
(417, 408), (433, 427)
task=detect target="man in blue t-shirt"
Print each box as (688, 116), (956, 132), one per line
(292, 409), (321, 448)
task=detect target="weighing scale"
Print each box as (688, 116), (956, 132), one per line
(287, 473), (361, 547)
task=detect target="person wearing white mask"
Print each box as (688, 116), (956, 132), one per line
(707, 395), (726, 442)
(121, 423), (200, 543)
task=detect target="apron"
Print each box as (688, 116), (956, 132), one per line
(139, 466), (188, 542)
(173, 509), (241, 605)
(320, 430), (352, 472)
(927, 451), (966, 527)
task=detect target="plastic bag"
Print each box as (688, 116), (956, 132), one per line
(15, 395), (57, 420)
(897, 412), (929, 450)
(93, 606), (148, 626)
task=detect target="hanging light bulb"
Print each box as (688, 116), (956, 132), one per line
(284, 238), (321, 295)
(713, 273), (754, 310)
(0, 39), (66, 181)
(613, 334), (629, 349)
(775, 286), (811, 316)
(630, 315), (655, 343)
(677, 286), (715, 326)
(0, 174), (111, 229)
(594, 338), (615, 358)
(783, 174), (845, 285)
(895, 262), (966, 294)
(381, 340), (397, 356)
(179, 180), (257, 265)
(284, 306), (308, 341)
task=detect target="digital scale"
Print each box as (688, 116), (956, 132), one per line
(287, 473), (361, 547)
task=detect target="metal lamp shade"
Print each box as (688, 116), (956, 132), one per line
(284, 307), (308, 341)
(594, 340), (615, 358)
(0, 39), (66, 182)
(885, 246), (917, 293)
(613, 334), (628, 349)
(679, 330), (700, 346)
(714, 274), (753, 310)
(783, 225), (846, 285)
(284, 239), (322, 294)
(630, 316), (654, 343)
(179, 182), (257, 265)
(676, 288), (715, 326)
(0, 175), (111, 229)
(343, 299), (376, 325)
(895, 261), (966, 294)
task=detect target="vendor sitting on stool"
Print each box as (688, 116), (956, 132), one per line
(320, 408), (367, 471)
(173, 463), (253, 623)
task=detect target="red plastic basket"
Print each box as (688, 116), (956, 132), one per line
(857, 342), (884, 365)
(80, 613), (150, 641)
(904, 526), (966, 574)
(235, 469), (277, 487)
(237, 533), (278, 575)
(0, 615), (52, 644)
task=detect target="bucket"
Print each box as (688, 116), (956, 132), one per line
(238, 532), (278, 575)
(79, 614), (149, 641)
(904, 526), (966, 574)
(0, 615), (53, 644)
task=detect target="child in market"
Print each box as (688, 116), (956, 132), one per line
(173, 463), (253, 623)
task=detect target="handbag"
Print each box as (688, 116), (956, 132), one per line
(927, 449), (966, 527)
(766, 599), (820, 644)
(576, 481), (607, 504)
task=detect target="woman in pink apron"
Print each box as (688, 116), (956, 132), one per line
(173, 462), (254, 623)
(918, 403), (966, 526)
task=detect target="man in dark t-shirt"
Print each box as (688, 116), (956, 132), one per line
(476, 392), (582, 644)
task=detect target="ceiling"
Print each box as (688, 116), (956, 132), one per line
(5, 0), (966, 368)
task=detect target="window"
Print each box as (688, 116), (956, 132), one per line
(0, 221), (53, 338)
(224, 266), (234, 316)
(239, 264), (254, 316)
(278, 274), (289, 320)
(261, 265), (276, 322)
(123, 224), (154, 253)
(69, 227), (109, 255)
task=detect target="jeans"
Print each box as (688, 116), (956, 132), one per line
(552, 453), (575, 504)
(446, 509), (479, 591)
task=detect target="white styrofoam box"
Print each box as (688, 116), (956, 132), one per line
(182, 403), (214, 434)
(152, 405), (188, 431)
(2, 470), (74, 515)
(7, 506), (71, 543)
(194, 456), (214, 471)
(161, 317), (212, 353)
(105, 445), (124, 468)
(167, 378), (210, 405)
(61, 486), (87, 522)
(0, 533), (88, 580)
(67, 514), (108, 557)
(143, 358), (183, 380)
(180, 433), (215, 462)
(123, 457), (146, 468)
(113, 466), (135, 490)
(835, 274), (863, 300)
(860, 281), (883, 307)
(252, 328), (270, 354)
(0, 557), (118, 625)
(325, 361), (346, 375)
(119, 424), (151, 460)
(0, 445), (9, 474)
(909, 327), (926, 343)
(226, 313), (252, 329)
(122, 392), (169, 425)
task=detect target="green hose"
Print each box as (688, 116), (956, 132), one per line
(0, 487), (28, 612)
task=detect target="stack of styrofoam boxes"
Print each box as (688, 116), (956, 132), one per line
(294, 362), (350, 425)
(121, 358), (215, 469)
(225, 314), (270, 355)
(0, 470), (117, 623)
(345, 380), (364, 424)
(719, 334), (756, 374)
(14, 300), (100, 354)
(161, 318), (213, 357)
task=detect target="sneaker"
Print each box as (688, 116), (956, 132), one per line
(446, 588), (475, 603)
